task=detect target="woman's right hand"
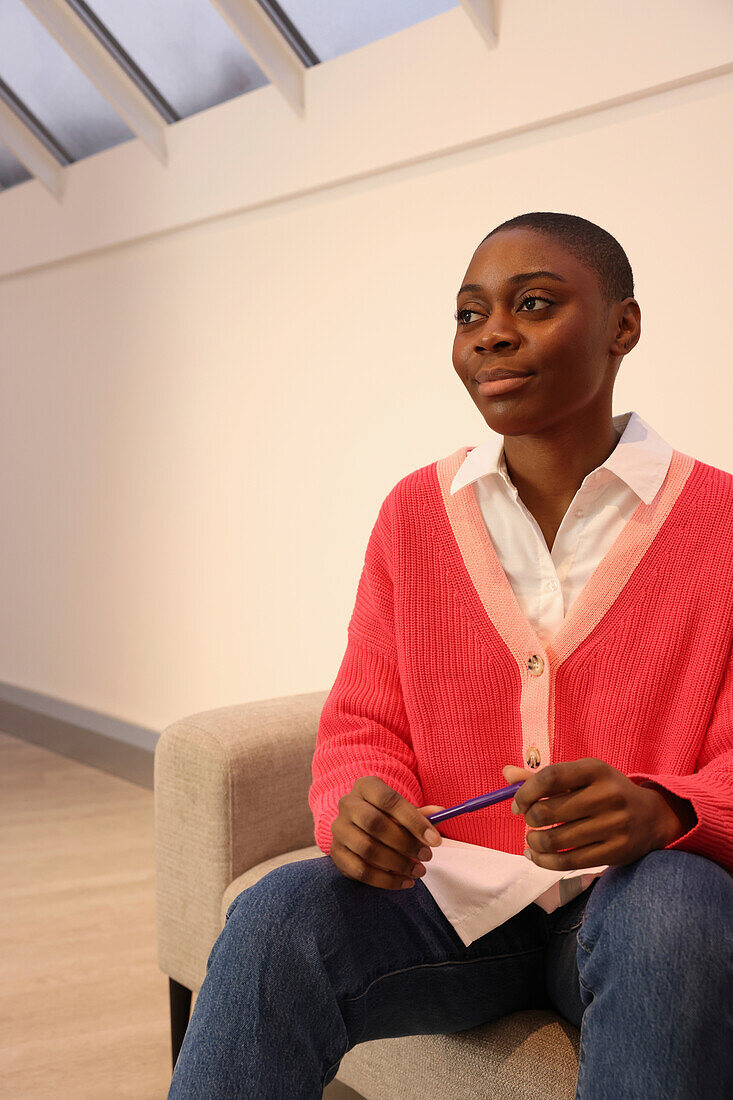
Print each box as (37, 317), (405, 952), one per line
(330, 776), (444, 890)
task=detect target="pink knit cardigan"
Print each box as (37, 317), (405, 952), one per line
(309, 446), (733, 873)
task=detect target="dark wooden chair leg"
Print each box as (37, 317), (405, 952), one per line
(169, 977), (192, 1070)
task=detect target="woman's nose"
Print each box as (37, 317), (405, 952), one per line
(475, 321), (520, 352)
(471, 307), (520, 351)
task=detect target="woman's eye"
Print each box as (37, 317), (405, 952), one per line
(455, 309), (482, 325)
(455, 297), (552, 325)
(518, 295), (552, 312)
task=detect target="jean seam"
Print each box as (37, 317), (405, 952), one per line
(550, 920), (584, 935)
(341, 945), (546, 1005)
(577, 974), (593, 995)
(322, 1054), (345, 1091)
(576, 933), (592, 957)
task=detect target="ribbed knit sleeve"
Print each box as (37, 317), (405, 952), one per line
(628, 636), (733, 874)
(309, 493), (423, 855)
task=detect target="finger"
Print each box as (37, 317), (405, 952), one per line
(527, 839), (611, 872)
(336, 791), (435, 872)
(523, 787), (598, 829)
(502, 766), (534, 783)
(502, 766), (534, 812)
(338, 820), (429, 879)
(526, 810), (621, 862)
(361, 781), (443, 848)
(331, 842), (420, 891)
(512, 759), (600, 816)
(417, 807), (446, 845)
(347, 799), (435, 864)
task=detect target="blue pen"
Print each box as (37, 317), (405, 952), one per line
(425, 781), (525, 825)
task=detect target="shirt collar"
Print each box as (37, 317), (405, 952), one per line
(450, 411), (674, 506)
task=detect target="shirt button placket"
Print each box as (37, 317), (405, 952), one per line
(525, 653), (546, 769)
(523, 653), (549, 851)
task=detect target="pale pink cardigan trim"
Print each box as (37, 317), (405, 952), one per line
(435, 446), (696, 776)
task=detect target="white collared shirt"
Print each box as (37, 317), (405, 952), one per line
(450, 411), (673, 649)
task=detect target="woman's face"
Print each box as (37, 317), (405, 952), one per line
(452, 228), (625, 436)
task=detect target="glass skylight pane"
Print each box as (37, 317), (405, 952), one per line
(88, 0), (269, 120)
(279, 0), (459, 62)
(0, 140), (32, 190)
(0, 0), (133, 161)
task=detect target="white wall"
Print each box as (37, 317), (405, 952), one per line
(0, 2), (731, 737)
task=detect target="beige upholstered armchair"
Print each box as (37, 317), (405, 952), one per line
(154, 691), (581, 1098)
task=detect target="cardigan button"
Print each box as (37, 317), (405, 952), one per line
(527, 654), (544, 675)
(526, 746), (541, 768)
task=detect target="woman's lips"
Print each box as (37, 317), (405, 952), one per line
(476, 374), (533, 396)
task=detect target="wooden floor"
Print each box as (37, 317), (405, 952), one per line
(0, 730), (173, 1098)
(0, 730), (362, 1100)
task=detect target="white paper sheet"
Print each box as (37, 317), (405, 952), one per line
(420, 838), (608, 946)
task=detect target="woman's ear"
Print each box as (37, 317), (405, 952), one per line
(612, 297), (641, 357)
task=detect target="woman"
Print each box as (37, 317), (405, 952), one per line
(169, 212), (733, 1099)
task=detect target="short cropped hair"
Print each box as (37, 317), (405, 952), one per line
(480, 212), (634, 306)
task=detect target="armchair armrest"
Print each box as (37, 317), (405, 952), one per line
(154, 690), (328, 992)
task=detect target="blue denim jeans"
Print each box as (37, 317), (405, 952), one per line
(168, 849), (732, 1099)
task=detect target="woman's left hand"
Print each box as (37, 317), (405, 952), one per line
(501, 758), (695, 871)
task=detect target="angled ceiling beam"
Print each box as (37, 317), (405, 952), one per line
(65, 0), (180, 124)
(0, 83), (65, 199)
(209, 0), (309, 117)
(459, 0), (498, 50)
(21, 0), (168, 164)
